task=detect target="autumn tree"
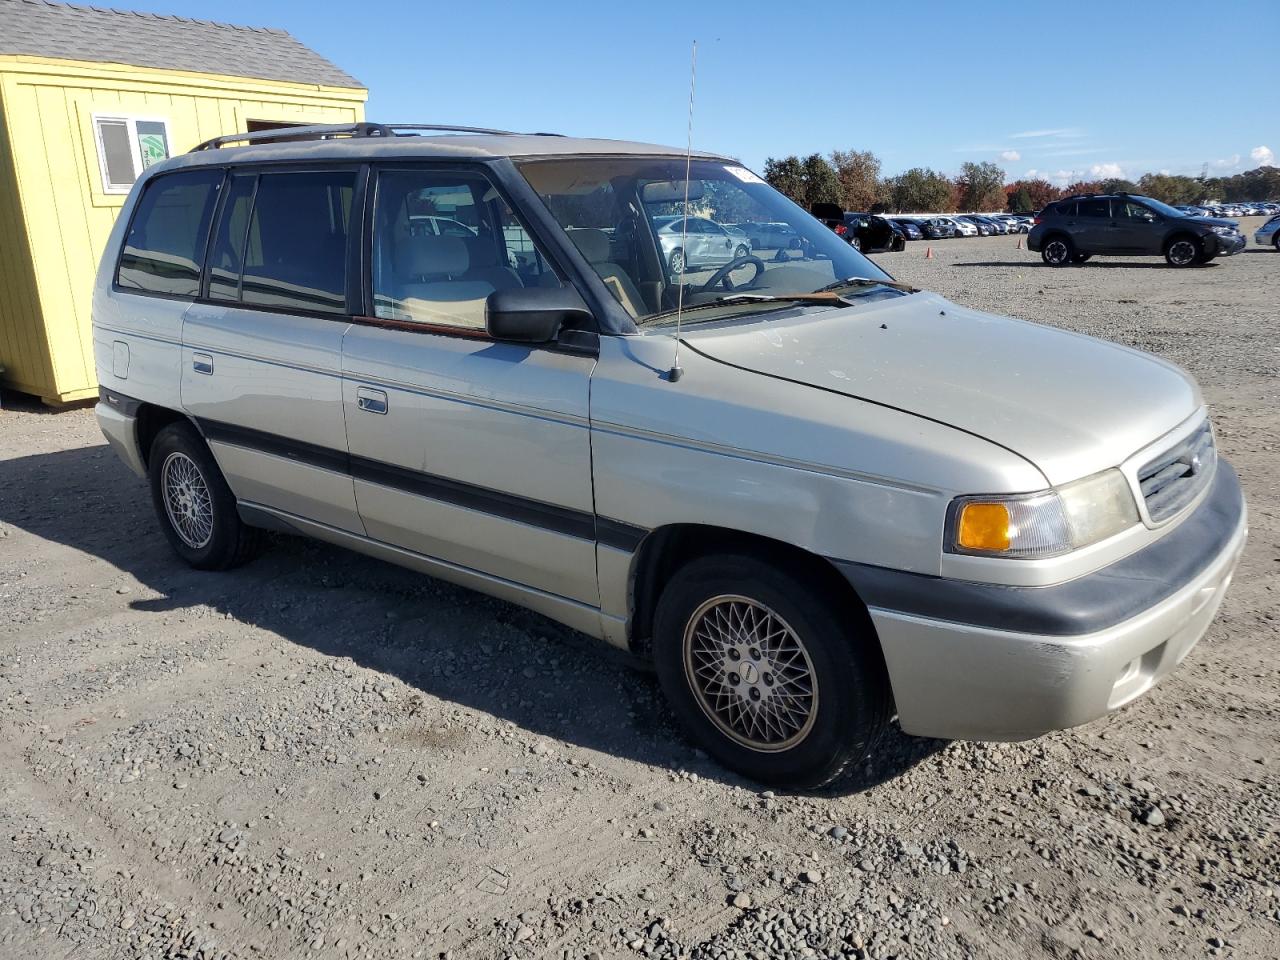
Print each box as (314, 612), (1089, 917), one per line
(887, 167), (954, 212)
(1003, 178), (1059, 211)
(1097, 177), (1138, 195)
(762, 156), (807, 204)
(956, 161), (1007, 211)
(829, 149), (884, 212)
(1137, 173), (1202, 205)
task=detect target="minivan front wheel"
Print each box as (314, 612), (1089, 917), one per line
(148, 421), (260, 570)
(652, 553), (889, 788)
(1041, 237), (1072, 266)
(1165, 236), (1200, 267)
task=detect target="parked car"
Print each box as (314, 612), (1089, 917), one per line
(1255, 214), (1280, 249)
(841, 212), (904, 253)
(740, 220), (802, 252)
(652, 215), (751, 274)
(93, 122), (1246, 788)
(916, 217), (956, 239)
(955, 215), (992, 236)
(941, 216), (978, 237)
(1029, 194), (1246, 267)
(892, 218), (924, 240)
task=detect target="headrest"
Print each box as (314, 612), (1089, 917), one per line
(396, 234), (469, 278)
(566, 228), (610, 264)
(463, 236), (502, 269)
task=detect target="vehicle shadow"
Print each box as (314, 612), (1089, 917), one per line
(0, 441), (945, 795)
(953, 260), (1221, 270)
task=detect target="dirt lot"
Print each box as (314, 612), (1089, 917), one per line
(1, 223), (1277, 960)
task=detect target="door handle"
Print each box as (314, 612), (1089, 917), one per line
(356, 387), (388, 415)
(192, 353), (213, 375)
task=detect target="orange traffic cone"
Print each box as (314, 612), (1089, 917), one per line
(925, 245), (934, 259)
(1016, 237), (1024, 250)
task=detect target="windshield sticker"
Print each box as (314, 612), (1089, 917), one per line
(725, 165), (765, 185)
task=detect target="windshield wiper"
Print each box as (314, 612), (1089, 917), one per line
(813, 276), (917, 294)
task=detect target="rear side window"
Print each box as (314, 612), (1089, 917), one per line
(116, 169), (222, 297)
(1054, 201), (1077, 218)
(207, 169), (355, 315)
(1077, 198), (1110, 218)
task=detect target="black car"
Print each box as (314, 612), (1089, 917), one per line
(1028, 193), (1246, 267)
(841, 212), (905, 253)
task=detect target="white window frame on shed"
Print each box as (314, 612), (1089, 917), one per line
(91, 114), (171, 194)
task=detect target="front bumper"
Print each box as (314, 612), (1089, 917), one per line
(838, 461), (1246, 741)
(1208, 232), (1247, 257)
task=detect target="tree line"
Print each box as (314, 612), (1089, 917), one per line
(762, 150), (1280, 214)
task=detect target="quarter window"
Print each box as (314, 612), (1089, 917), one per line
(206, 170), (355, 315)
(116, 169), (221, 297)
(371, 169), (559, 330)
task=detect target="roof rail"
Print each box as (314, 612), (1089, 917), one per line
(189, 122), (561, 152)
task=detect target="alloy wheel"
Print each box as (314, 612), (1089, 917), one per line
(1045, 239), (1069, 264)
(1168, 239), (1197, 266)
(683, 595), (819, 752)
(161, 451), (214, 549)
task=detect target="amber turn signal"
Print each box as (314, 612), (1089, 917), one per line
(956, 502), (1011, 552)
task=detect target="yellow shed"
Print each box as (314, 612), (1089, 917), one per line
(0, 0), (367, 404)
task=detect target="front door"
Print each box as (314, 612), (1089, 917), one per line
(1110, 199), (1162, 254)
(340, 165), (599, 604)
(181, 167), (362, 533)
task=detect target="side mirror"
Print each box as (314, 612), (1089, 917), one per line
(486, 286), (593, 344)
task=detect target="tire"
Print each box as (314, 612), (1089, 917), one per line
(1070, 252), (1091, 264)
(148, 421), (261, 570)
(652, 553), (890, 789)
(1274, 234), (1280, 251)
(1041, 235), (1073, 266)
(850, 236), (862, 252)
(668, 249), (685, 275)
(1165, 235), (1200, 267)
(734, 244), (750, 260)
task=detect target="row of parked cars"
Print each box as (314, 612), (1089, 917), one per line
(1177, 202), (1279, 219)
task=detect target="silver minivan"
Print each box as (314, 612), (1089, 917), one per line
(93, 123), (1246, 788)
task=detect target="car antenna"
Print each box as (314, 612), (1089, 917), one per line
(668, 39), (697, 384)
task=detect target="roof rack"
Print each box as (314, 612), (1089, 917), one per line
(189, 122), (562, 152)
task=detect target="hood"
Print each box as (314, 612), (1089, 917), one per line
(684, 292), (1201, 486)
(1194, 216), (1239, 230)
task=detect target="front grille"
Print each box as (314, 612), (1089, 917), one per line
(1138, 420), (1216, 523)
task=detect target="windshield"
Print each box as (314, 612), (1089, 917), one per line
(517, 157), (893, 326)
(1131, 195), (1187, 219)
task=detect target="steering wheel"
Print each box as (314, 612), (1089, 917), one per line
(695, 254), (765, 292)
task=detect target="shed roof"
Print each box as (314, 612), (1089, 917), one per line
(0, 0), (362, 88)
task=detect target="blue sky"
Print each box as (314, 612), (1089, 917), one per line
(117, 0), (1276, 184)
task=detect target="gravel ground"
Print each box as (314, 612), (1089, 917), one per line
(1, 222), (1277, 960)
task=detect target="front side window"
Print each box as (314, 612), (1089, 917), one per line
(519, 157), (890, 324)
(116, 169), (221, 297)
(371, 169), (560, 330)
(206, 170), (355, 314)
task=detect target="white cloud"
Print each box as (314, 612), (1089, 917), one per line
(1010, 127), (1084, 140)
(1211, 154), (1241, 170)
(1088, 162), (1125, 179)
(1251, 145), (1275, 166)
(999, 150), (1021, 162)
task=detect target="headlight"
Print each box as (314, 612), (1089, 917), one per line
(948, 469), (1139, 559)
(1210, 225), (1237, 236)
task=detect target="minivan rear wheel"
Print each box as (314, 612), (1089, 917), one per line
(1042, 236), (1072, 266)
(652, 553), (889, 789)
(1165, 236), (1200, 267)
(148, 421), (260, 570)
